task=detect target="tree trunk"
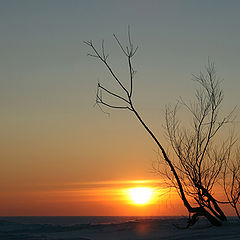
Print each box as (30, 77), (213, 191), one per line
(132, 107), (222, 226)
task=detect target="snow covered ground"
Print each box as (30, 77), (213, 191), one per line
(0, 217), (240, 240)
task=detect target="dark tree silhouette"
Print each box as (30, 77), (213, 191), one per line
(223, 146), (240, 219)
(159, 61), (236, 225)
(85, 28), (237, 227)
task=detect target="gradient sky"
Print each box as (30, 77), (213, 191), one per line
(0, 0), (240, 216)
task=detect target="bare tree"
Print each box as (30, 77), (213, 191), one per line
(223, 147), (240, 218)
(85, 29), (235, 226)
(162, 61), (237, 226)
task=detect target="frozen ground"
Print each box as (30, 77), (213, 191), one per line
(0, 217), (240, 240)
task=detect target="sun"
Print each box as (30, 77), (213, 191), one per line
(128, 187), (153, 205)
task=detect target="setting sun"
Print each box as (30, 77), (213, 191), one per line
(128, 187), (153, 205)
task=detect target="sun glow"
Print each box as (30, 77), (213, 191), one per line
(128, 187), (153, 205)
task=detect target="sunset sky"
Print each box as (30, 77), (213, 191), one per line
(1, 0), (240, 216)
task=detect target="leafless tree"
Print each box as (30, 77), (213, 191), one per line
(223, 147), (240, 219)
(161, 61), (237, 226)
(85, 28), (236, 226)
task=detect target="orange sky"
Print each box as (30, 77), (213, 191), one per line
(0, 178), (236, 216)
(0, 179), (186, 216)
(1, 1), (240, 216)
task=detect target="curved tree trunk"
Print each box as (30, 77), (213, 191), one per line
(131, 106), (222, 226)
